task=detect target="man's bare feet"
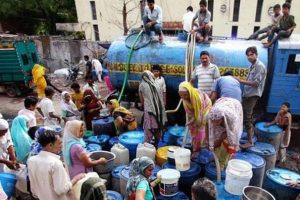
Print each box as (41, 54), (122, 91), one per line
(240, 142), (254, 149)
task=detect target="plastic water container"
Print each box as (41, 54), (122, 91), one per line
(85, 134), (110, 150)
(239, 131), (257, 145)
(119, 131), (144, 160)
(167, 146), (179, 165)
(205, 162), (226, 181)
(215, 181), (241, 200)
(158, 130), (170, 148)
(263, 168), (300, 200)
(120, 166), (130, 198)
(92, 116), (116, 136)
(111, 143), (129, 166)
(243, 186), (275, 200)
(193, 148), (214, 177)
(108, 136), (119, 149)
(136, 143), (156, 161)
(0, 173), (17, 198)
(224, 159), (253, 195)
(168, 126), (186, 145)
(156, 191), (189, 200)
(86, 143), (102, 152)
(111, 165), (126, 193)
(245, 142), (276, 173)
(255, 122), (282, 152)
(174, 148), (191, 171)
(234, 152), (266, 187)
(4, 164), (27, 194)
(156, 146), (177, 166)
(162, 162), (201, 196)
(176, 135), (192, 150)
(107, 190), (123, 200)
(157, 169), (181, 197)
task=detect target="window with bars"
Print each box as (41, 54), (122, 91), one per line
(255, 0), (264, 22)
(90, 1), (97, 20)
(93, 25), (100, 41)
(233, 0), (241, 22)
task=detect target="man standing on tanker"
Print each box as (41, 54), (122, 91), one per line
(236, 46), (267, 149)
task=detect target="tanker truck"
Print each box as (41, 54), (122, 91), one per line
(106, 33), (300, 117)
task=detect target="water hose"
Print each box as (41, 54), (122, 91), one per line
(118, 30), (144, 102)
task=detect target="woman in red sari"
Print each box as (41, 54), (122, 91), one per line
(82, 89), (102, 130)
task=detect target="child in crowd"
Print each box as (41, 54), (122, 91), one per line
(191, 178), (217, 200)
(71, 82), (84, 110)
(265, 102), (292, 162)
(18, 96), (39, 128)
(152, 64), (166, 105)
(37, 87), (61, 128)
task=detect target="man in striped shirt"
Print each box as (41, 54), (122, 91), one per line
(190, 51), (220, 95)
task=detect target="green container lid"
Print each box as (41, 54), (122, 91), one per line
(84, 130), (94, 138)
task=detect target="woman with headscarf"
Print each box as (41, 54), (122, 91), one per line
(10, 115), (33, 164)
(32, 64), (47, 98)
(106, 99), (137, 134)
(0, 119), (19, 171)
(63, 120), (107, 179)
(208, 97), (243, 170)
(139, 70), (167, 146)
(82, 89), (102, 130)
(178, 81), (212, 158)
(61, 91), (81, 123)
(127, 156), (161, 200)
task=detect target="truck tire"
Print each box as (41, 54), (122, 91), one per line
(5, 86), (17, 97)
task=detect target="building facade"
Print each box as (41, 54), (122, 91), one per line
(74, 0), (299, 41)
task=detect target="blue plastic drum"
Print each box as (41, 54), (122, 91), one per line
(205, 162), (226, 181)
(264, 168), (300, 200)
(239, 131), (257, 145)
(107, 190), (123, 200)
(255, 122), (282, 152)
(234, 151), (266, 187)
(0, 173), (17, 198)
(119, 131), (144, 160)
(246, 142), (276, 173)
(158, 130), (170, 148)
(167, 126), (186, 145)
(214, 181), (241, 200)
(92, 116), (115, 136)
(162, 162), (201, 196)
(192, 148), (214, 177)
(108, 136), (119, 149)
(156, 191), (189, 200)
(112, 165), (126, 192)
(85, 134), (110, 150)
(176, 135), (192, 150)
(86, 143), (102, 152)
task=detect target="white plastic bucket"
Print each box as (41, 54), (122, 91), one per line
(225, 159), (253, 195)
(157, 169), (180, 197)
(174, 148), (191, 171)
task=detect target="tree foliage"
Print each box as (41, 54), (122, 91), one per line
(0, 0), (77, 34)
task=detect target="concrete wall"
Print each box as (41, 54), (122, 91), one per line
(33, 36), (105, 72)
(74, 0), (300, 41)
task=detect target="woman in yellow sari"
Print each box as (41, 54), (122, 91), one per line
(32, 64), (47, 98)
(107, 99), (137, 134)
(178, 81), (212, 158)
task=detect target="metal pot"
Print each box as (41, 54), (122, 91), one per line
(242, 186), (275, 200)
(90, 151), (116, 174)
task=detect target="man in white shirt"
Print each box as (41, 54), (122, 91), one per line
(143, 0), (164, 42)
(92, 58), (103, 82)
(248, 4), (282, 40)
(191, 51), (220, 95)
(28, 130), (84, 200)
(37, 87), (61, 128)
(18, 96), (39, 128)
(182, 6), (195, 32)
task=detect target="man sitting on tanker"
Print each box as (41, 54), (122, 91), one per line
(264, 2), (296, 48)
(247, 4), (282, 41)
(190, 0), (211, 43)
(143, 0), (164, 42)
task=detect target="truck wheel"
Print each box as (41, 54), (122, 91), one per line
(5, 86), (17, 97)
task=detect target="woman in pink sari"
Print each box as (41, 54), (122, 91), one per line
(178, 81), (212, 158)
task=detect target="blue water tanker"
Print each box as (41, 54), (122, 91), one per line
(119, 131), (144, 160)
(255, 122), (283, 152)
(234, 151), (266, 187)
(107, 34), (300, 116)
(263, 168), (300, 200)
